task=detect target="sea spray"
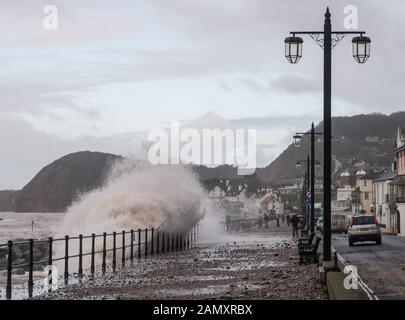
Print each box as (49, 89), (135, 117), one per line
(58, 161), (206, 235)
(198, 200), (228, 244)
(54, 160), (211, 271)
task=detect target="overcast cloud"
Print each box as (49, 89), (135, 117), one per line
(0, 0), (404, 188)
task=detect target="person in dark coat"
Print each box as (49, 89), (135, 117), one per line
(290, 214), (299, 239)
(286, 214), (291, 227)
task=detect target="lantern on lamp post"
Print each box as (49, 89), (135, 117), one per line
(352, 36), (371, 63)
(284, 36), (303, 64)
(293, 134), (302, 147)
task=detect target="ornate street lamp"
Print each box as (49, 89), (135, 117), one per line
(293, 124), (323, 234)
(293, 134), (302, 147)
(284, 36), (303, 64)
(352, 36), (371, 63)
(285, 7), (370, 261)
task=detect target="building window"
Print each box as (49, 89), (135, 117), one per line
(364, 180), (367, 187)
(364, 192), (369, 200)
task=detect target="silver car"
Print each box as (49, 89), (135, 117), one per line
(348, 214), (381, 246)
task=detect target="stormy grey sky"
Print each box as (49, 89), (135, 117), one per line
(0, 0), (404, 189)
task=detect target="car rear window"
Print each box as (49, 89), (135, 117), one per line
(353, 216), (374, 225)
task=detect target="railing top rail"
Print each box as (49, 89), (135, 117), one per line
(0, 227), (161, 247)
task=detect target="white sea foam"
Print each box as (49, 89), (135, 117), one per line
(56, 160), (207, 237)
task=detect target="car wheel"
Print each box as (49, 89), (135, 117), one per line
(349, 238), (354, 246)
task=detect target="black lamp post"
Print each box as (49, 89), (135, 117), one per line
(285, 7), (370, 260)
(296, 159), (309, 231)
(296, 156), (322, 234)
(294, 123), (323, 234)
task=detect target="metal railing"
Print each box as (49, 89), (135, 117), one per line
(225, 217), (260, 232)
(0, 224), (200, 300)
(396, 196), (405, 203)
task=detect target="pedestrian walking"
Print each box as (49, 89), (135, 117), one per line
(290, 214), (299, 239)
(263, 213), (269, 228)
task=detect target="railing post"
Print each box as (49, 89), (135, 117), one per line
(6, 240), (13, 300)
(130, 229), (134, 263)
(187, 231), (190, 250)
(151, 228), (154, 255)
(156, 230), (160, 255)
(180, 233), (183, 251)
(145, 229), (148, 257)
(90, 233), (95, 277)
(78, 235), (83, 278)
(102, 232), (107, 275)
(48, 237), (53, 292)
(138, 229), (141, 259)
(162, 232), (165, 253)
(171, 232), (175, 252)
(122, 230), (126, 267)
(334, 251), (338, 268)
(64, 235), (69, 285)
(167, 232), (170, 252)
(175, 232), (179, 252)
(28, 239), (34, 298)
(113, 232), (117, 272)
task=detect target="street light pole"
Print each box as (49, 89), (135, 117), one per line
(303, 169), (307, 219)
(306, 153), (310, 231)
(310, 123), (315, 234)
(323, 8), (332, 261)
(294, 127), (322, 234)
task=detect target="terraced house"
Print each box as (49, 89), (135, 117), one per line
(390, 127), (405, 236)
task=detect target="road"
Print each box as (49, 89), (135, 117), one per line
(333, 233), (405, 300)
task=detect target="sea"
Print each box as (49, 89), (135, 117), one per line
(0, 212), (65, 244)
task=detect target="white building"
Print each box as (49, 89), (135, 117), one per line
(337, 185), (355, 202)
(207, 182), (282, 216)
(276, 185), (300, 195)
(373, 170), (396, 234)
(390, 127), (405, 236)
